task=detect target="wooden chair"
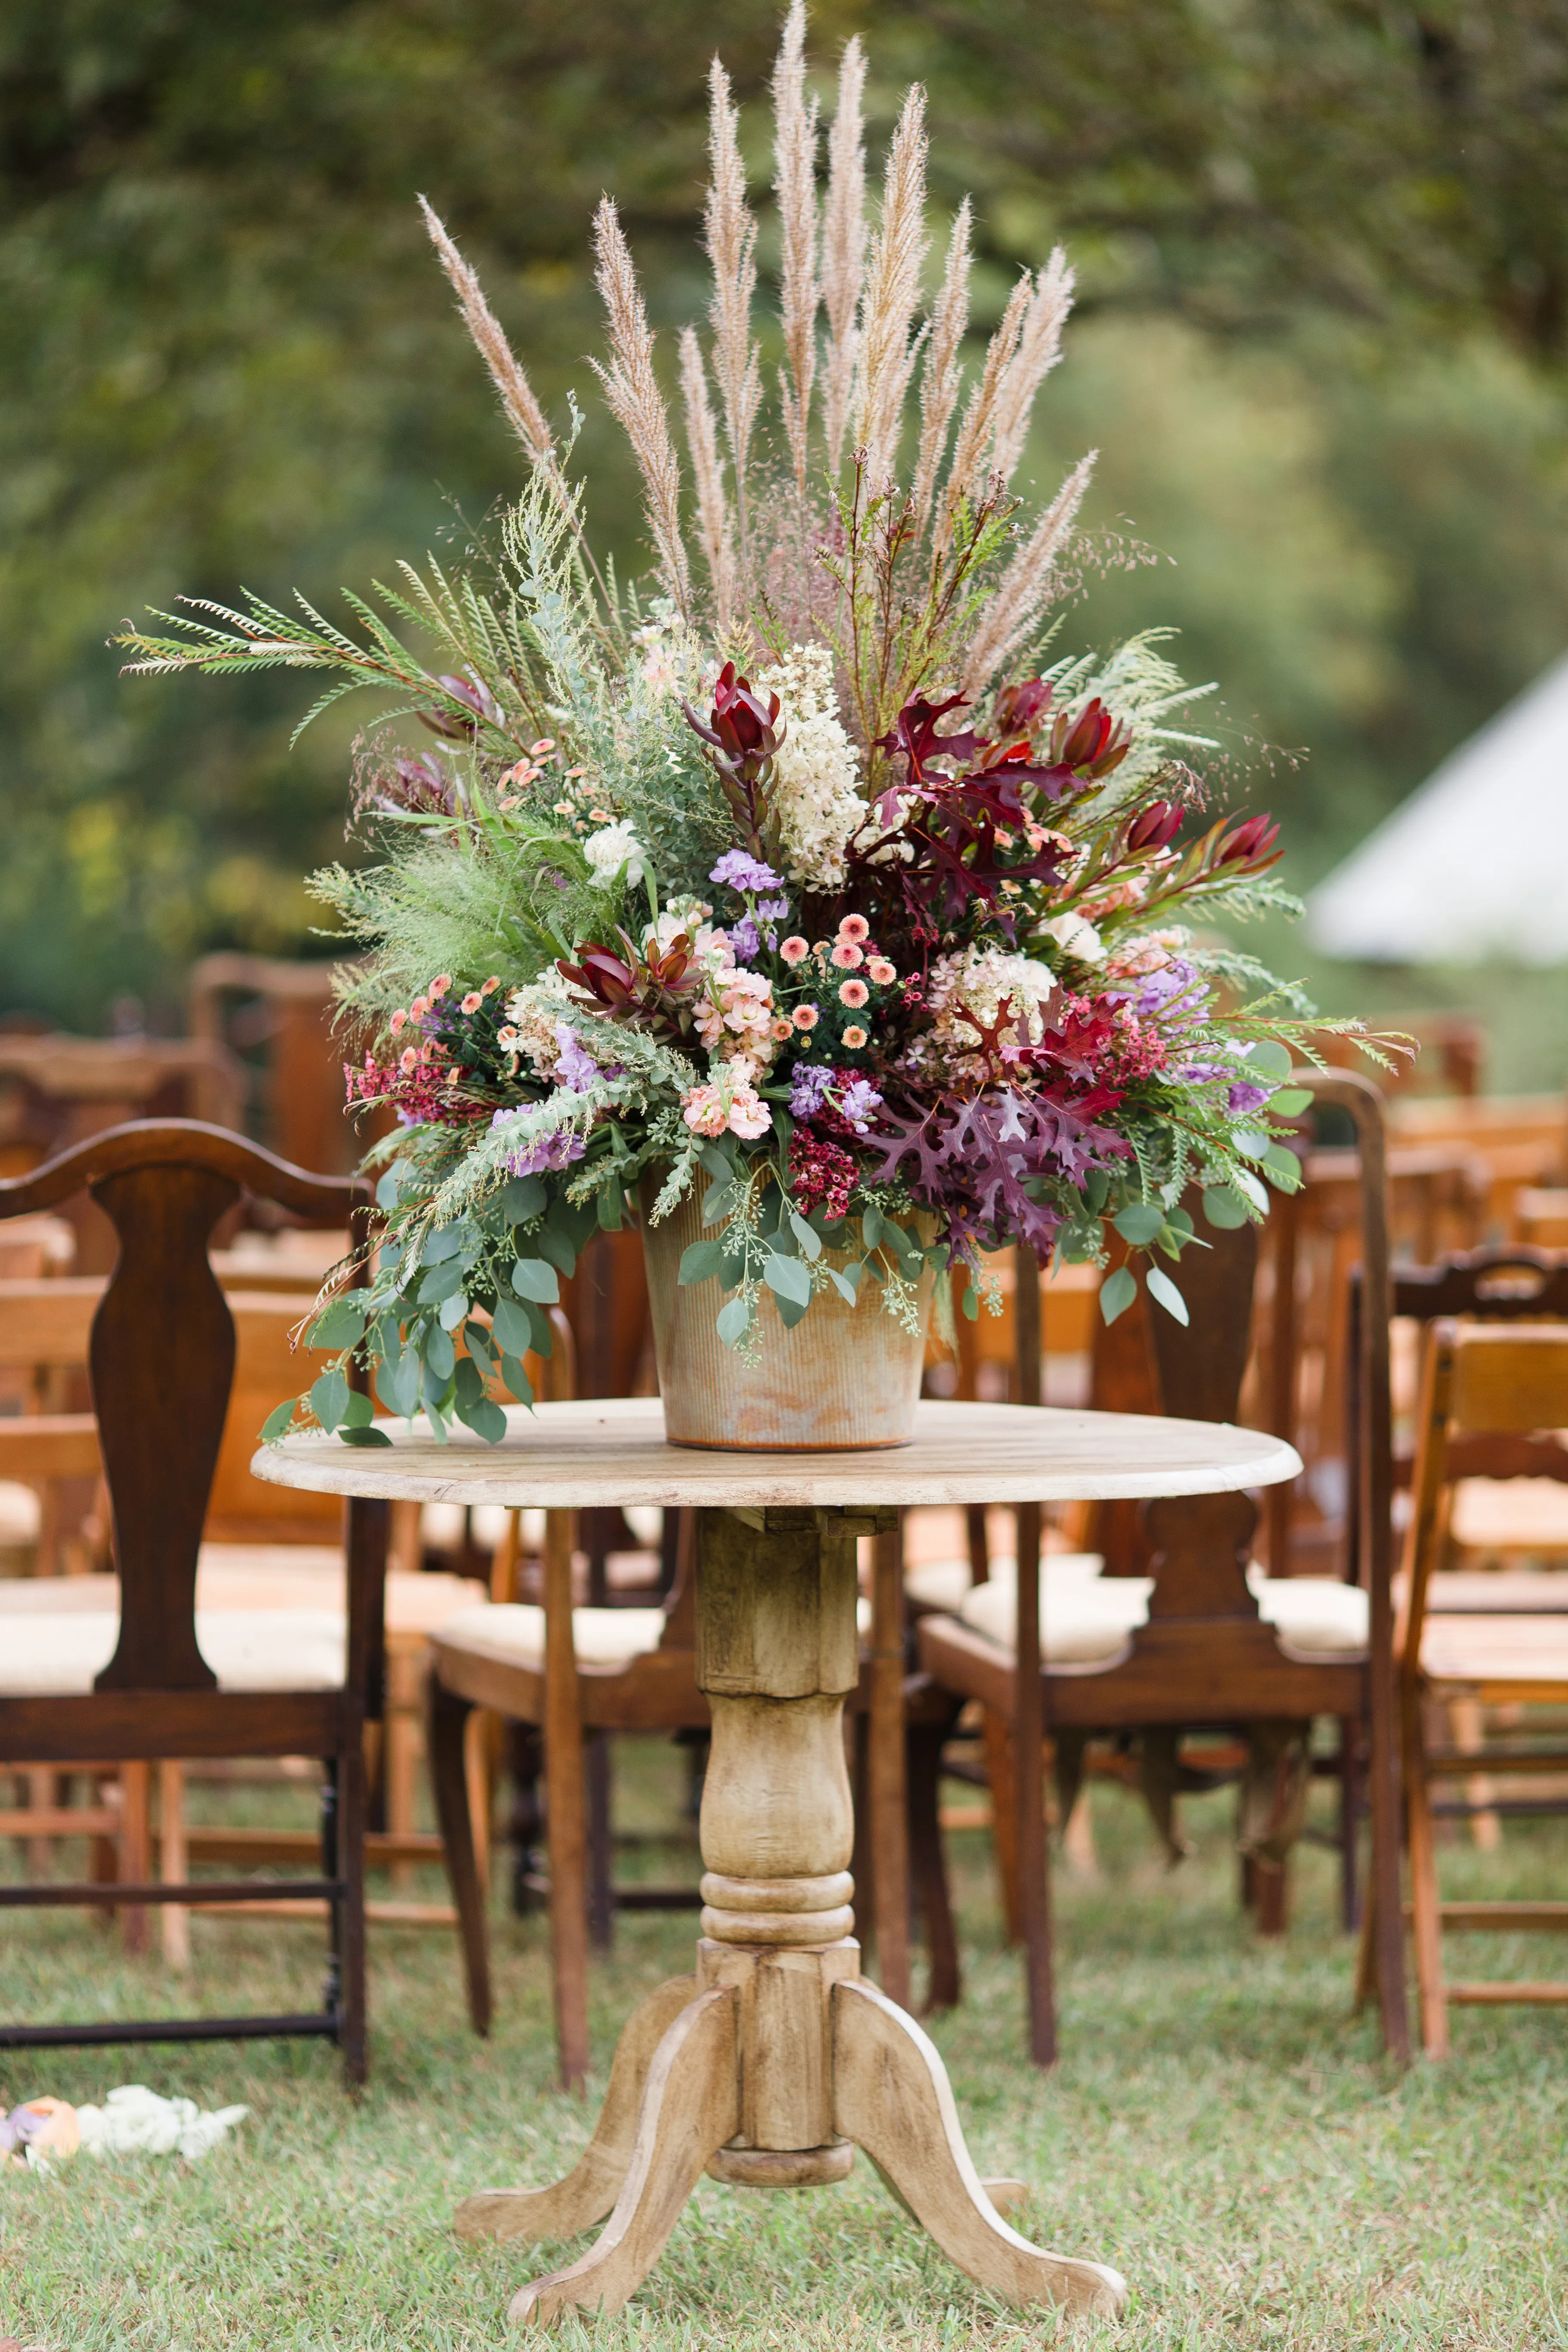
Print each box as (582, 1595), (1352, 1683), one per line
(1389, 1090), (1567, 1238)
(0, 1120), (387, 2078)
(1395, 1322), (1568, 2055)
(917, 1071), (1409, 2063)
(0, 1034), (247, 1272)
(426, 1330), (708, 2090)
(1515, 1189), (1568, 1250)
(188, 951), (375, 1178)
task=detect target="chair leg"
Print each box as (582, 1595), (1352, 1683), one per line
(508, 1721), (545, 1916)
(339, 1744), (369, 2087)
(1253, 1858), (1289, 1938)
(428, 1675), (492, 2036)
(585, 1730), (614, 1954)
(981, 1706), (1021, 1945)
(159, 1760), (189, 1969)
(25, 1766), (55, 1880)
(1338, 1714), (1361, 1933)
(906, 1717), (961, 2013)
(118, 1760), (151, 1956)
(1404, 1721), (1448, 2059)
(464, 1707), (495, 1896)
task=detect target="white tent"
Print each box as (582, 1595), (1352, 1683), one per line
(1308, 654), (1568, 965)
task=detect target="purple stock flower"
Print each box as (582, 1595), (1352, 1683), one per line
(552, 1022), (602, 1093)
(727, 916), (760, 963)
(710, 849), (782, 894)
(789, 1064), (835, 1119)
(1228, 1080), (1273, 1116)
(491, 1107), (588, 1176)
(1129, 958), (1202, 1021)
(837, 1078), (883, 1134)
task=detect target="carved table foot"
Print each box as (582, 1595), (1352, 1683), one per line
(457, 1975), (696, 2246)
(833, 1979), (1127, 2319)
(508, 1987), (740, 2327)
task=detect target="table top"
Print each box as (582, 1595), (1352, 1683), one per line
(252, 1398), (1300, 1513)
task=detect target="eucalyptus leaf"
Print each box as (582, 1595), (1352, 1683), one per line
(309, 1299), (367, 1350)
(1234, 1167), (1271, 1213)
(512, 1258), (560, 1304)
(491, 1296), (534, 1357)
(523, 1299), (554, 1357)
(701, 1178), (736, 1228)
(1248, 1040), (1295, 1080)
(826, 1267), (858, 1306)
(596, 1184), (623, 1232)
(421, 1225), (464, 1265)
(417, 1259), (465, 1305)
(379, 1352), (422, 1418)
(1113, 1204), (1164, 1246)
(309, 1368), (349, 1432)
(698, 1142), (736, 1184)
(498, 1173), (547, 1224)
(716, 1295), (752, 1349)
(374, 1167), (404, 1212)
(763, 1254), (813, 1307)
(536, 1225), (577, 1277)
(1146, 1266), (1189, 1324)
(259, 1399), (297, 1445)
(1099, 1266), (1137, 1326)
(680, 1238), (728, 1287)
(456, 1392), (508, 1444)
(339, 1389), (375, 1428)
(775, 1288), (811, 1329)
(960, 1278), (979, 1321)
(438, 1288), (469, 1332)
(861, 1204), (885, 1253)
(499, 1352), (534, 1407)
(1268, 1087), (1315, 1117)
(340, 1424), (394, 1448)
(424, 1324), (456, 1383)
(452, 1358), (485, 1408)
(1202, 1184), (1250, 1231)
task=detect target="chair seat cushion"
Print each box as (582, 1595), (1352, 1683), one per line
(1419, 1613), (1568, 1688)
(903, 1552), (1103, 1618)
(957, 1569), (1368, 1666)
(434, 1602), (670, 1676)
(1, 1609), (346, 1698)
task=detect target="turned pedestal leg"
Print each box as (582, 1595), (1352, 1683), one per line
(466, 1506), (1128, 2328)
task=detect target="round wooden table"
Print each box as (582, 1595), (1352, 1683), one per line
(256, 1398), (1299, 2328)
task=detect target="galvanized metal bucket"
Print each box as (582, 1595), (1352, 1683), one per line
(640, 1177), (935, 1450)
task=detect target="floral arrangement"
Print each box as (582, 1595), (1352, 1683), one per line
(119, 9), (1371, 1448)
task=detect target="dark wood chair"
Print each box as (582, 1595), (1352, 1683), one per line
(917, 1071), (1409, 2063)
(0, 1119), (386, 2080)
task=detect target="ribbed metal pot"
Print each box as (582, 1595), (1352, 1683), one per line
(641, 1176), (935, 1451)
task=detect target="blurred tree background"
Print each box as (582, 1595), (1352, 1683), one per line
(4, 0), (1567, 1070)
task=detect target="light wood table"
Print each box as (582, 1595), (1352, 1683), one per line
(256, 1398), (1299, 2327)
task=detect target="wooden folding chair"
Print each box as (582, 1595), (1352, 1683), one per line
(0, 1120), (387, 2078)
(1396, 1321), (1568, 2054)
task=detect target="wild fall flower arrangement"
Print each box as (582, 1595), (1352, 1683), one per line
(120, 9), (1367, 1448)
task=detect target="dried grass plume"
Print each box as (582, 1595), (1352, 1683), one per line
(590, 198), (692, 617)
(821, 37), (867, 476)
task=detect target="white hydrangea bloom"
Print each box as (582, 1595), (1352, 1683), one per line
(582, 821), (647, 887)
(755, 643), (864, 892)
(916, 945), (1061, 1080)
(502, 970), (577, 1073)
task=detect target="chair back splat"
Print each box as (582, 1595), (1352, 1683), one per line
(0, 1118), (384, 2081)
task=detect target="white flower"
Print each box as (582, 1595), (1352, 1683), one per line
(583, 821), (647, 888)
(921, 946), (1061, 1079)
(1041, 912), (1105, 964)
(755, 644), (864, 892)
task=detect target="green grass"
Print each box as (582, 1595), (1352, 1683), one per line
(4, 1749), (1568, 2350)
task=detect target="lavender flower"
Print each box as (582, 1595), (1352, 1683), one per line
(710, 849), (782, 894)
(789, 1064), (836, 1119)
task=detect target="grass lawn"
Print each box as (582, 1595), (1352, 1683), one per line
(4, 1743), (1568, 2350)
